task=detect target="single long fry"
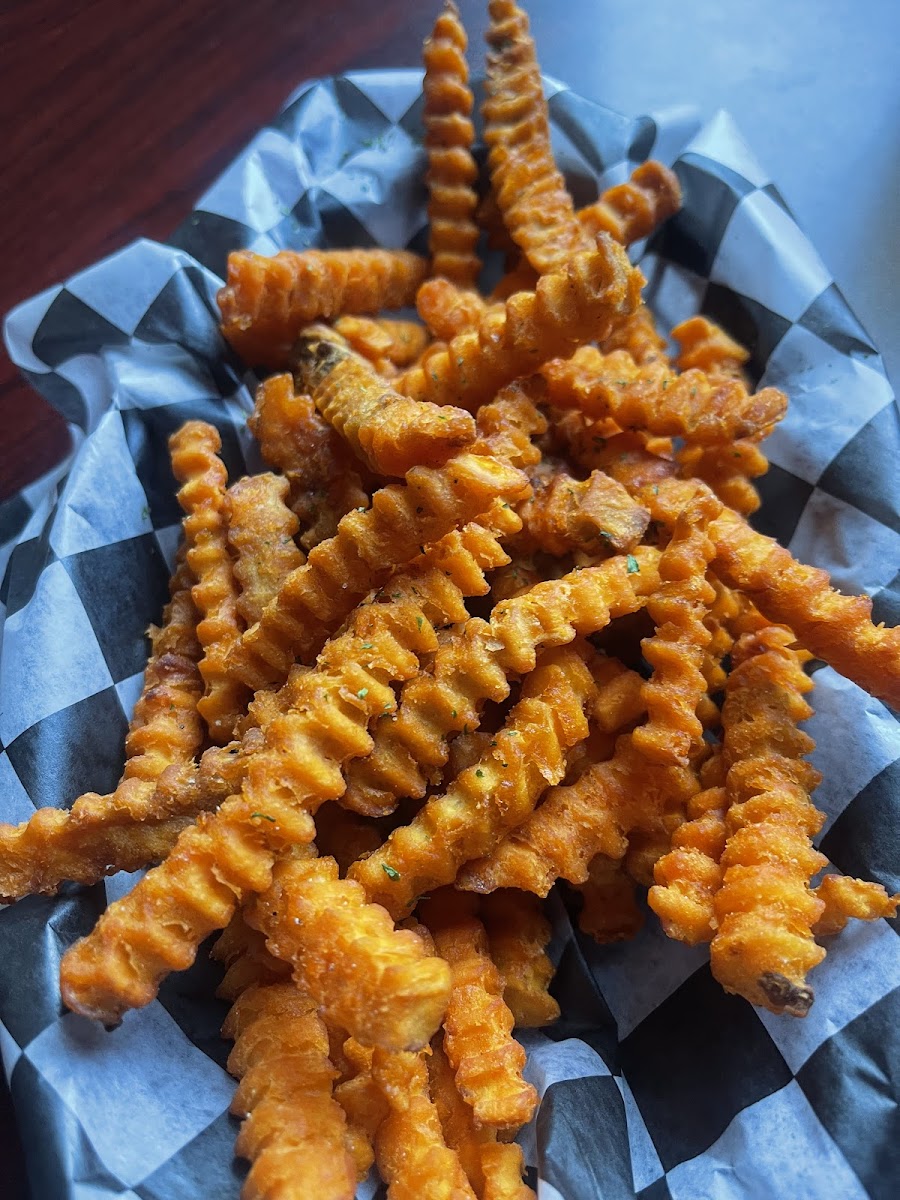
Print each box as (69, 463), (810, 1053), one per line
(348, 645), (596, 917)
(223, 982), (358, 1200)
(0, 556), (204, 902)
(248, 851), (451, 1052)
(218, 248), (428, 367)
(424, 1), (481, 287)
(422, 890), (537, 1129)
(480, 889), (559, 1028)
(577, 160), (682, 245)
(230, 452), (529, 690)
(226, 473), (306, 625)
(395, 236), (643, 410)
(372, 1048), (477, 1200)
(170, 421), (249, 743)
(632, 488), (720, 766)
(542, 346), (787, 445)
(710, 627), (826, 1016)
(60, 528), (512, 1024)
(483, 1), (592, 273)
(293, 324), (475, 476)
(813, 875), (900, 937)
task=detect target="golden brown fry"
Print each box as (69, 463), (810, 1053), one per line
(424, 2), (482, 287)
(170, 421), (249, 743)
(59, 526), (512, 1024)
(212, 909), (289, 1002)
(226, 473), (306, 626)
(678, 440), (768, 517)
(333, 315), (429, 372)
(483, 1), (592, 274)
(589, 655), (646, 734)
(422, 890), (537, 1130)
(632, 488), (720, 766)
(710, 627), (826, 1016)
(541, 346), (787, 445)
(395, 236), (643, 410)
(490, 258), (540, 302)
(348, 645), (596, 917)
(293, 323), (476, 476)
(518, 466), (650, 557)
(314, 802), (387, 875)
(473, 380), (547, 469)
(230, 452), (529, 690)
(599, 303), (669, 365)
(248, 851), (451, 1052)
(577, 855), (644, 944)
(223, 982), (358, 1199)
(813, 875), (900, 937)
(479, 890), (559, 1028)
(333, 1039), (386, 1181)
(671, 315), (749, 378)
(457, 733), (697, 896)
(218, 248), (428, 367)
(417, 279), (491, 341)
(372, 1047), (477, 1200)
(248, 373), (371, 550)
(577, 160), (682, 245)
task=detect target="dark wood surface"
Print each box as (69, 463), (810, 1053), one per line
(2, 1), (898, 1195)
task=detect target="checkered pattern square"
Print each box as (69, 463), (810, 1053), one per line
(1, 68), (898, 1199)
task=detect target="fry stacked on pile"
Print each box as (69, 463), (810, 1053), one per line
(2, 3), (898, 1197)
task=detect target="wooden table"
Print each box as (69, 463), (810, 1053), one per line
(2, 1), (898, 1194)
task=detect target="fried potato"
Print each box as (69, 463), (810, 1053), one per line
(479, 890), (559, 1029)
(417, 278), (490, 341)
(333, 315), (429, 373)
(577, 856), (644, 944)
(226, 473), (306, 625)
(813, 874), (900, 937)
(518, 466), (650, 557)
(578, 160), (682, 245)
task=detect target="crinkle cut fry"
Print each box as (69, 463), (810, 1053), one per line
(710, 627), (827, 1016)
(226, 472), (306, 625)
(577, 855), (644, 944)
(217, 247), (428, 367)
(59, 525), (519, 1024)
(248, 373), (371, 551)
(212, 908), (290, 1002)
(480, 890), (559, 1028)
(348, 644), (597, 918)
(456, 733), (697, 897)
(424, 1), (482, 287)
(170, 420), (249, 743)
(483, 1), (592, 274)
(541, 345), (787, 445)
(343, 546), (659, 820)
(333, 315), (429, 372)
(372, 1047), (477, 1200)
(394, 235), (643, 411)
(247, 850), (451, 1053)
(229, 451), (530, 690)
(428, 1033), (535, 1199)
(632, 487), (721, 766)
(813, 874), (900, 937)
(293, 323), (476, 476)
(518, 466), (650, 557)
(223, 982), (358, 1199)
(0, 556), (204, 903)
(599, 303), (669, 365)
(577, 160), (682, 245)
(421, 890), (537, 1130)
(416, 278), (491, 341)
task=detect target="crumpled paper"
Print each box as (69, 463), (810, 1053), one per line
(1, 69), (898, 1200)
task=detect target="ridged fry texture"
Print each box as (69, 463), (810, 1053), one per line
(480, 890), (559, 1028)
(578, 160), (682, 245)
(227, 473), (306, 625)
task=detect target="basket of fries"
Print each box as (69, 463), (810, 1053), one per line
(2, 2), (899, 1198)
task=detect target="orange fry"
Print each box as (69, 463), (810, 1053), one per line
(211, 909), (289, 1002)
(333, 315), (429, 372)
(483, 1), (592, 274)
(541, 346), (787, 445)
(480, 889), (559, 1028)
(710, 628), (826, 1016)
(218, 247), (428, 367)
(519, 466), (650, 557)
(813, 874), (900, 937)
(424, 1), (482, 287)
(223, 982), (358, 1200)
(293, 323), (476, 476)
(248, 851), (451, 1052)
(170, 420), (249, 743)
(422, 890), (537, 1130)
(230, 451), (529, 690)
(417, 279), (491, 341)
(348, 645), (596, 917)
(679, 440), (768, 517)
(599, 302), (669, 364)
(671, 315), (749, 378)
(577, 160), (682, 245)
(226, 473), (306, 625)
(372, 1047), (477, 1200)
(632, 487), (721, 766)
(395, 235), (643, 410)
(577, 855), (644, 944)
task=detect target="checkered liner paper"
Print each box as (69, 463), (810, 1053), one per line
(1, 69), (898, 1200)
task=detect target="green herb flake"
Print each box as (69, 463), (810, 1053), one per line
(251, 813), (276, 822)
(382, 864), (401, 881)
(357, 688), (369, 699)
(626, 554), (640, 574)
(361, 642), (373, 650)
(416, 616), (424, 629)
(475, 769), (485, 778)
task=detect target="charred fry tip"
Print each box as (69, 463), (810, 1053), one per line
(759, 972), (815, 1017)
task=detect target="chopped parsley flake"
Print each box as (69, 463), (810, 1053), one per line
(382, 864), (401, 881)
(626, 554), (640, 574)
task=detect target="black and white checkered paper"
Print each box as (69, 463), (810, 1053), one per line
(2, 70), (898, 1200)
